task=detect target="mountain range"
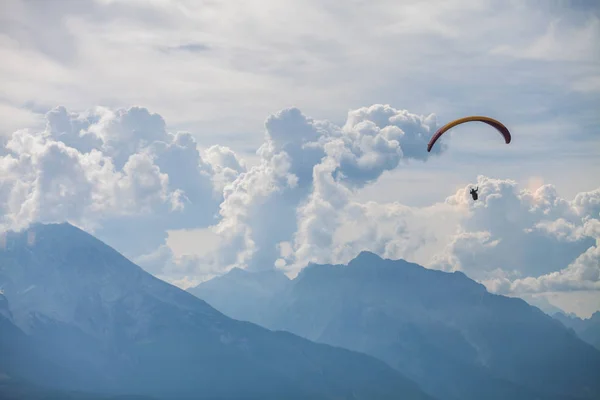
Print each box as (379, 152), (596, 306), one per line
(0, 223), (432, 400)
(189, 251), (600, 400)
(3, 222), (599, 400)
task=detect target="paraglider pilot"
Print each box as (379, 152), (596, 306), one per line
(470, 187), (479, 201)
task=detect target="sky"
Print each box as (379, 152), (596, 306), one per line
(1, 0), (599, 317)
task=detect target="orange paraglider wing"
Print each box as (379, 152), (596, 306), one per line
(427, 116), (511, 152)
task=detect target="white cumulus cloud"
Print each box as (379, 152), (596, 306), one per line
(209, 104), (441, 275)
(0, 105), (241, 257)
(2, 103), (598, 318)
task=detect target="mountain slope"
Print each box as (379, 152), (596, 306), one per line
(0, 224), (433, 400)
(191, 251), (600, 400)
(0, 293), (34, 384)
(554, 311), (600, 351)
(188, 267), (290, 325)
(0, 293), (156, 400)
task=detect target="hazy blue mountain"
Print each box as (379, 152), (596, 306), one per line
(188, 267), (290, 325)
(0, 293), (32, 383)
(0, 224), (433, 400)
(191, 251), (600, 400)
(554, 311), (600, 351)
(0, 293), (152, 400)
(0, 293), (70, 389)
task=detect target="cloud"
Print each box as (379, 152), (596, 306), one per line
(204, 145), (247, 194)
(0, 105), (238, 258)
(134, 244), (210, 289)
(484, 217), (600, 295)
(0, 127), (175, 231)
(2, 0), (598, 152)
(490, 16), (600, 63)
(0, 102), (43, 138)
(277, 174), (599, 304)
(124, 104), (442, 282)
(571, 75), (600, 93)
(207, 104), (441, 275)
(2, 102), (598, 310)
(428, 178), (596, 277)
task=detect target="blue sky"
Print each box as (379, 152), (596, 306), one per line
(0, 0), (599, 317)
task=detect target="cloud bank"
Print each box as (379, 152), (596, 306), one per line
(0, 104), (598, 317)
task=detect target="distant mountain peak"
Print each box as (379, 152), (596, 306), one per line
(227, 267), (248, 275)
(297, 252), (485, 293)
(1, 221), (219, 335)
(3, 221), (107, 254)
(348, 251), (427, 271)
(25, 221), (85, 236)
(352, 250), (383, 262)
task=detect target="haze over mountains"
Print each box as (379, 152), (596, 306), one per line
(190, 252), (600, 400)
(0, 223), (432, 400)
(1, 222), (599, 400)
(189, 267), (291, 326)
(553, 311), (600, 351)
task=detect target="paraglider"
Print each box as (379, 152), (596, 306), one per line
(469, 186), (479, 201)
(426, 116), (511, 153)
(426, 116), (512, 202)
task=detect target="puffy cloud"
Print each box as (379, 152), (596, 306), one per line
(210, 104), (441, 274)
(276, 172), (599, 302)
(337, 175), (597, 313)
(484, 218), (600, 295)
(0, 128), (176, 231)
(509, 245), (599, 293)
(0, 105), (238, 256)
(429, 177), (595, 278)
(203, 145), (247, 194)
(572, 188), (600, 218)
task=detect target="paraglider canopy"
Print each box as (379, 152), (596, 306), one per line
(427, 116), (511, 152)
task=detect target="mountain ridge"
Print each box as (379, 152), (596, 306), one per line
(0, 223), (433, 400)
(190, 251), (600, 400)
(553, 311), (600, 351)
(188, 262), (290, 326)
